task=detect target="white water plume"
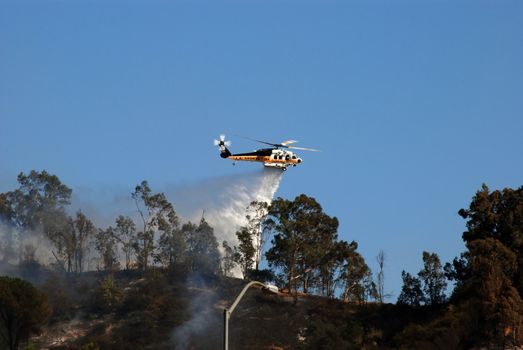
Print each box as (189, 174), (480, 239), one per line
(170, 167), (283, 252)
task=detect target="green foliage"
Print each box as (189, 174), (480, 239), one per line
(1, 170), (72, 230)
(114, 215), (137, 270)
(92, 275), (124, 313)
(397, 271), (424, 306)
(339, 248), (376, 303)
(220, 240), (238, 277)
(418, 251), (447, 305)
(132, 180), (179, 271)
(79, 342), (100, 350)
(0, 276), (51, 350)
(455, 238), (523, 344)
(397, 251), (446, 306)
(459, 185), (523, 292)
(95, 227), (120, 271)
(246, 268), (275, 283)
(266, 194), (350, 296)
(71, 211), (97, 273)
(451, 185), (523, 346)
(184, 218), (220, 275)
(0, 170), (72, 267)
(460, 184), (523, 250)
(235, 226), (256, 278)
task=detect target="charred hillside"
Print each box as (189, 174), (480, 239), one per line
(1, 266), (439, 350)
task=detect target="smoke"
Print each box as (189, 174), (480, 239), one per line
(170, 275), (221, 350)
(169, 167), (283, 251)
(69, 185), (137, 229)
(0, 221), (55, 265)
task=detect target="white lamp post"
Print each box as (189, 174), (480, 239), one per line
(223, 281), (279, 350)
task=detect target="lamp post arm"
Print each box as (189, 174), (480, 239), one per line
(228, 281), (266, 315)
(224, 281), (276, 350)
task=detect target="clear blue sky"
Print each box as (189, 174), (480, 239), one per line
(1, 0), (522, 299)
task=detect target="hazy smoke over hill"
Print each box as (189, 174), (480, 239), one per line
(170, 167), (283, 249)
(0, 167), (283, 278)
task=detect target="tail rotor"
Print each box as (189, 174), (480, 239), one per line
(214, 134), (232, 158)
(213, 134), (231, 147)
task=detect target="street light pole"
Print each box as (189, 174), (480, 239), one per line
(223, 308), (230, 350)
(223, 281), (278, 350)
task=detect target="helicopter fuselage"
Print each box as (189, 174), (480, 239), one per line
(225, 148), (302, 170)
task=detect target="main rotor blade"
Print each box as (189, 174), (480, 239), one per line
(236, 135), (280, 147)
(281, 140), (298, 146)
(288, 146), (320, 152)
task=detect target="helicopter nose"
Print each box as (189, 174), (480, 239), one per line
(297, 158), (302, 163)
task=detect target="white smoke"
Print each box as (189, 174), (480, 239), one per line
(169, 167), (283, 250)
(170, 275), (221, 350)
(0, 221), (54, 265)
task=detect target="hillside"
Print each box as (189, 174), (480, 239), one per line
(0, 264), (452, 350)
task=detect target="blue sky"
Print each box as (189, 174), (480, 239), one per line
(1, 0), (522, 298)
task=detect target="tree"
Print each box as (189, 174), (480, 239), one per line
(0, 170), (72, 264)
(114, 215), (137, 270)
(0, 276), (51, 350)
(339, 249), (375, 303)
(245, 201), (270, 272)
(132, 181), (177, 271)
(265, 194), (340, 295)
(156, 213), (184, 269)
(93, 275), (123, 313)
(42, 210), (74, 272)
(451, 238), (523, 345)
(443, 185), (523, 346)
(47, 211), (97, 274)
(184, 218), (220, 275)
(0, 193), (13, 223)
(317, 240), (354, 298)
(459, 184), (523, 294)
(72, 211), (96, 273)
(220, 241), (238, 277)
(397, 271), (424, 306)
(418, 251), (447, 305)
(234, 226), (256, 279)
(296, 209), (339, 294)
(95, 227), (120, 271)
(375, 250), (386, 303)
(2, 170), (71, 230)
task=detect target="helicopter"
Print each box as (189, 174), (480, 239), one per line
(213, 135), (319, 171)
